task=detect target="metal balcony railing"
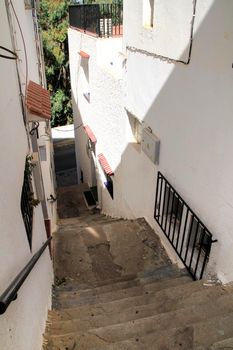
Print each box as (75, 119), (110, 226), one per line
(69, 2), (123, 37)
(154, 172), (217, 280)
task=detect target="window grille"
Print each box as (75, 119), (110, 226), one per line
(20, 168), (33, 249)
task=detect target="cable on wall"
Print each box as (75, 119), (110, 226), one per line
(4, 0), (30, 152)
(127, 0), (197, 65)
(8, 0), (29, 95)
(0, 45), (17, 59)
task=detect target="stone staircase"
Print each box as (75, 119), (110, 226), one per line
(43, 185), (233, 350)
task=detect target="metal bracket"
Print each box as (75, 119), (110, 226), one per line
(47, 194), (57, 202)
(29, 122), (39, 135)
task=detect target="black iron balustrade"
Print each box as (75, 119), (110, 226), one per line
(69, 2), (123, 37)
(0, 237), (52, 315)
(154, 172), (217, 280)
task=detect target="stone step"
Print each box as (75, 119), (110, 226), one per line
(49, 280), (224, 324)
(49, 275), (191, 324)
(54, 274), (190, 302)
(44, 298), (233, 350)
(54, 273), (137, 292)
(210, 336), (233, 349)
(53, 275), (196, 309)
(59, 215), (124, 229)
(45, 291), (233, 337)
(53, 264), (188, 293)
(96, 311), (233, 350)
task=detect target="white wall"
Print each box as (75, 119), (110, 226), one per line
(122, 0), (233, 282)
(38, 125), (57, 233)
(68, 30), (128, 196)
(0, 2), (53, 350)
(8, 0), (57, 232)
(69, 1), (233, 283)
(124, 0), (195, 61)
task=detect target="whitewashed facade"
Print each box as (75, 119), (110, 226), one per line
(69, 0), (233, 283)
(0, 1), (55, 349)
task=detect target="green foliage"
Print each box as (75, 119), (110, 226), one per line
(25, 155), (40, 207)
(25, 155), (35, 179)
(39, 0), (73, 126)
(51, 89), (73, 127)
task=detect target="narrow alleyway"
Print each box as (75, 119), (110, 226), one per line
(53, 133), (78, 187)
(54, 184), (172, 289)
(43, 185), (233, 350)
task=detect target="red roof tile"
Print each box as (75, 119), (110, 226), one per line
(79, 51), (90, 59)
(98, 153), (114, 176)
(83, 125), (97, 143)
(26, 81), (51, 120)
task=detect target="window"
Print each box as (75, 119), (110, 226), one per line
(127, 111), (142, 144)
(104, 175), (113, 199)
(188, 217), (210, 253)
(80, 170), (84, 183)
(21, 157), (40, 249)
(163, 184), (210, 255)
(164, 185), (183, 223)
(143, 0), (155, 28)
(98, 153), (114, 199)
(80, 55), (90, 103)
(21, 170), (33, 250)
(39, 145), (47, 161)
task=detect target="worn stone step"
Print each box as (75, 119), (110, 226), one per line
(54, 273), (137, 292)
(54, 273), (190, 301)
(49, 281), (224, 324)
(59, 215), (124, 229)
(44, 298), (233, 350)
(53, 275), (194, 309)
(48, 276), (189, 323)
(95, 311), (233, 350)
(210, 336), (233, 349)
(54, 264), (188, 295)
(46, 291), (233, 337)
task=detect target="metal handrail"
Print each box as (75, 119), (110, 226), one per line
(0, 236), (52, 315)
(154, 172), (217, 280)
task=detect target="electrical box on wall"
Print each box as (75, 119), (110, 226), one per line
(141, 128), (160, 164)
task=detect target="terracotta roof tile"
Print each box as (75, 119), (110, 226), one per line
(26, 81), (51, 120)
(83, 125), (97, 143)
(79, 51), (90, 59)
(98, 153), (114, 176)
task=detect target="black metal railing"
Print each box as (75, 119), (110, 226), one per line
(0, 237), (52, 315)
(69, 3), (123, 37)
(154, 172), (217, 280)
(21, 174), (33, 249)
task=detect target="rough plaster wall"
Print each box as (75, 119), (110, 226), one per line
(124, 0), (194, 60)
(68, 29), (134, 218)
(0, 2), (53, 350)
(124, 0), (233, 282)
